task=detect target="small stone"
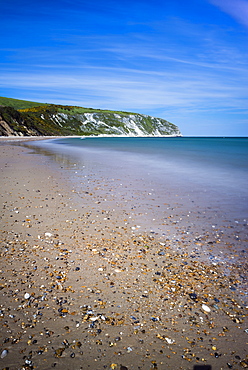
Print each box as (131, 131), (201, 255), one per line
(62, 339), (69, 347)
(164, 337), (175, 344)
(240, 360), (248, 368)
(1, 349), (8, 359)
(151, 317), (159, 322)
(202, 304), (211, 313)
(189, 293), (197, 300)
(158, 251), (165, 255)
(54, 348), (65, 357)
(24, 293), (30, 300)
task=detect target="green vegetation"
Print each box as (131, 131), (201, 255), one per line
(18, 105), (136, 116)
(57, 106), (135, 116)
(0, 97), (135, 116)
(0, 96), (48, 110)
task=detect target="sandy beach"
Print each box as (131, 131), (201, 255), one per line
(0, 138), (247, 370)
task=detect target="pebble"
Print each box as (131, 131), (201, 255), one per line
(24, 292), (30, 299)
(189, 293), (197, 300)
(164, 337), (175, 344)
(54, 348), (65, 357)
(240, 361), (248, 368)
(201, 304), (211, 313)
(1, 350), (8, 359)
(45, 232), (52, 237)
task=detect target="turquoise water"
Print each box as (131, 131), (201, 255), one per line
(51, 137), (248, 171)
(48, 136), (248, 199)
(33, 136), (248, 228)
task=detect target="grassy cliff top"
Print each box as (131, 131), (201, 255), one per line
(0, 96), (48, 109)
(0, 97), (135, 116)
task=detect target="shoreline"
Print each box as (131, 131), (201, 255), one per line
(0, 140), (247, 369)
(0, 133), (183, 143)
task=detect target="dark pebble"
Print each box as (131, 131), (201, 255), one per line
(189, 293), (197, 300)
(215, 352), (221, 358)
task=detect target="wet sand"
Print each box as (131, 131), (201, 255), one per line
(0, 139), (247, 370)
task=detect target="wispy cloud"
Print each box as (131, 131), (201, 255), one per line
(0, 65), (246, 112)
(209, 0), (248, 27)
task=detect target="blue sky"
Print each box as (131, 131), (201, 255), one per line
(0, 0), (247, 136)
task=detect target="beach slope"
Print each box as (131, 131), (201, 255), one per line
(0, 140), (247, 369)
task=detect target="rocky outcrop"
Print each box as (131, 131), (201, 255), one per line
(0, 106), (42, 136)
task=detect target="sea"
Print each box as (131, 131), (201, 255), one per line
(30, 136), (248, 254)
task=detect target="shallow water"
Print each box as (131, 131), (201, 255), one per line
(27, 137), (248, 245)
(35, 137), (248, 218)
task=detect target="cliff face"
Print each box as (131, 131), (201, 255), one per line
(0, 106), (43, 136)
(0, 104), (181, 137)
